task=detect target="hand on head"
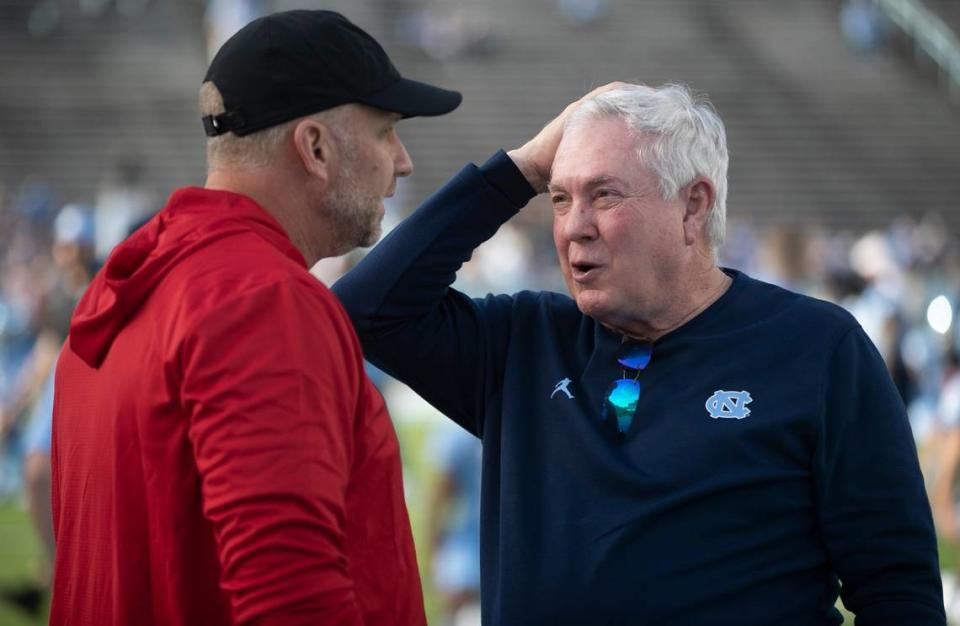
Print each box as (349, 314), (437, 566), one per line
(508, 82), (628, 193)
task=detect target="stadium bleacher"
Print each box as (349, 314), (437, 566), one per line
(0, 0), (958, 234)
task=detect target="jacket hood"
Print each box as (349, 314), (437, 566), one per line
(69, 187), (304, 368)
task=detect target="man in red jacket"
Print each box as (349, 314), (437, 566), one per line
(50, 10), (460, 626)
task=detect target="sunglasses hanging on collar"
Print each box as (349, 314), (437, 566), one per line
(600, 339), (653, 438)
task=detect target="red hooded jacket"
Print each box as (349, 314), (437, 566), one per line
(50, 187), (425, 626)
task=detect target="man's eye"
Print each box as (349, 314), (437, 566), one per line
(594, 189), (621, 206)
(551, 194), (568, 205)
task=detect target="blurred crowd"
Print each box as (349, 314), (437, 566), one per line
(2, 175), (960, 624)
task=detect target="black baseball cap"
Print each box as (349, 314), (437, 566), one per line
(202, 10), (462, 137)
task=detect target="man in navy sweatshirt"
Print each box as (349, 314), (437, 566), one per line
(333, 83), (944, 625)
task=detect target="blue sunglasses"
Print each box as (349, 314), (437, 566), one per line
(600, 340), (653, 436)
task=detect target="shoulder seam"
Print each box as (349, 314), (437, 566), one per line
(815, 323), (862, 439)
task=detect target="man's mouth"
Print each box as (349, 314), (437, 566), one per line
(571, 262), (602, 281)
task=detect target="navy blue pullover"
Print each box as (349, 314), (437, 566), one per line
(333, 152), (944, 626)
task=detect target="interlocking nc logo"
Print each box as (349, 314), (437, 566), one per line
(705, 390), (752, 419)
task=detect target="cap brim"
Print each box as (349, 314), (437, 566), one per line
(359, 77), (462, 118)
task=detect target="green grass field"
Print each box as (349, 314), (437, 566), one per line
(0, 500), (48, 626)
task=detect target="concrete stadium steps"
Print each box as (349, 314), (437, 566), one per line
(923, 0), (960, 33)
(0, 0), (957, 237)
(0, 1), (208, 205)
(392, 0), (960, 234)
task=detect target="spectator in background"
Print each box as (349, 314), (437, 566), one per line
(93, 156), (153, 262)
(428, 421), (482, 626)
(0, 181), (65, 459)
(930, 345), (960, 538)
(0, 203), (96, 616)
(839, 0), (890, 53)
(25, 203), (97, 568)
(0, 248), (43, 498)
(752, 228), (811, 292)
(388, 0), (499, 61)
(50, 10), (460, 626)
(881, 312), (917, 404)
(555, 0), (610, 26)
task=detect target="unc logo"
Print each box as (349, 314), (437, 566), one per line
(705, 390), (752, 419)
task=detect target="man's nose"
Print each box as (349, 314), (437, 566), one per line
(395, 139), (413, 178)
(563, 200), (598, 241)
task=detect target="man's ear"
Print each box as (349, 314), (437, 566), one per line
(292, 118), (337, 183)
(681, 177), (716, 246)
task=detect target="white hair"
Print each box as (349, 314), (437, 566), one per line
(567, 83), (729, 250)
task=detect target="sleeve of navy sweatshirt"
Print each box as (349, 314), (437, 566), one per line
(815, 326), (945, 625)
(333, 151), (536, 436)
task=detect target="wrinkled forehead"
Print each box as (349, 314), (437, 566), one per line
(550, 116), (651, 190)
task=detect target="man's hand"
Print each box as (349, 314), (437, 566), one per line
(508, 82), (627, 193)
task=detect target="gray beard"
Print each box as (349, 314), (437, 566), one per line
(324, 148), (383, 254)
(326, 183), (381, 251)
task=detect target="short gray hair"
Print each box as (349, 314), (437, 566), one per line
(199, 82), (347, 170)
(567, 83), (729, 250)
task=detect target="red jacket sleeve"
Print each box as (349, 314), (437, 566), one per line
(180, 278), (366, 626)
